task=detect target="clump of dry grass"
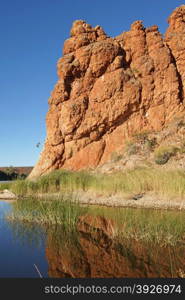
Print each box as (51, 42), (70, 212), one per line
(154, 145), (179, 165)
(125, 131), (157, 156)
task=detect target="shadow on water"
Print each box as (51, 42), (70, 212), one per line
(0, 200), (185, 278)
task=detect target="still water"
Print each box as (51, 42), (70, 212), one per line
(0, 201), (48, 277)
(0, 200), (185, 278)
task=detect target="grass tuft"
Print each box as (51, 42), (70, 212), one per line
(154, 145), (179, 165)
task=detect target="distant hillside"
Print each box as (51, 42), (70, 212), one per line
(0, 167), (33, 180)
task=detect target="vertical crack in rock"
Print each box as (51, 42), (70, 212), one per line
(166, 44), (184, 104)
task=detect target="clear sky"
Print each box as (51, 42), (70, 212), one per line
(0, 0), (184, 167)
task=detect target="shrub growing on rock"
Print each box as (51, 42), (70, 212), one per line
(125, 141), (138, 155)
(111, 152), (123, 162)
(154, 145), (179, 165)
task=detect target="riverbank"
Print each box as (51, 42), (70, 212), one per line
(35, 190), (185, 210)
(2, 189), (185, 210)
(1, 167), (185, 210)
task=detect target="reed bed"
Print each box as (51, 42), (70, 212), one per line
(7, 195), (87, 228)
(0, 182), (12, 190)
(5, 202), (184, 277)
(2, 167), (185, 245)
(89, 206), (185, 246)
(6, 195), (185, 246)
(3, 167), (185, 200)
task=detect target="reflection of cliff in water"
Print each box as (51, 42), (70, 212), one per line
(46, 215), (185, 278)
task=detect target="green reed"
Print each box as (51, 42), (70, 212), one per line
(88, 206), (185, 246)
(4, 167), (185, 200)
(7, 194), (87, 228)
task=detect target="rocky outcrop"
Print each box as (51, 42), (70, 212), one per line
(0, 189), (17, 199)
(30, 6), (185, 178)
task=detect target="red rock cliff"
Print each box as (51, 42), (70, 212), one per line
(29, 6), (185, 178)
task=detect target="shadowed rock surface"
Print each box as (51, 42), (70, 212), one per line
(30, 6), (185, 178)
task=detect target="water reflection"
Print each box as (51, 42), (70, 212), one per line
(7, 220), (46, 249)
(45, 215), (185, 278)
(1, 200), (185, 278)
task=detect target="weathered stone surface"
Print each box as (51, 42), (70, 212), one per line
(29, 6), (185, 178)
(0, 189), (17, 199)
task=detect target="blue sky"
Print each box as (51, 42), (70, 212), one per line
(0, 0), (184, 166)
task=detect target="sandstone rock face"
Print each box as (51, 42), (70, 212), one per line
(30, 7), (185, 178)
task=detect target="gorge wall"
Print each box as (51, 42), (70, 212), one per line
(30, 6), (185, 178)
